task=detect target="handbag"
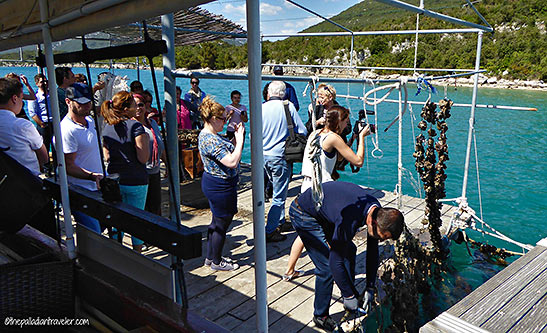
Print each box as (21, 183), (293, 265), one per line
(283, 100), (307, 163)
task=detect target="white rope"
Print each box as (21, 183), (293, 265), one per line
(363, 79), (383, 158)
(472, 128), (484, 221)
(310, 76), (319, 132)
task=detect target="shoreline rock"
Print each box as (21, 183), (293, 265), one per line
(2, 62), (545, 91)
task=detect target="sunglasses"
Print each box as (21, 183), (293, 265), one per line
(191, 81), (199, 85)
(137, 103), (145, 107)
(216, 116), (227, 122)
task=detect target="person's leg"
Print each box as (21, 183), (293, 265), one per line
(284, 236), (305, 278)
(209, 215), (233, 264)
(73, 210), (102, 234)
(119, 184), (148, 252)
(265, 156), (290, 235)
(290, 200), (333, 317)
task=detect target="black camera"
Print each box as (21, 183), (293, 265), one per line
(353, 109), (376, 134)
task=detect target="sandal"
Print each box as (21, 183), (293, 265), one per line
(282, 270), (303, 281)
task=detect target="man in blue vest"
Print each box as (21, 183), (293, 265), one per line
(290, 181), (404, 331)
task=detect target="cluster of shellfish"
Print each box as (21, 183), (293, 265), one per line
(178, 129), (201, 147)
(413, 99), (452, 257)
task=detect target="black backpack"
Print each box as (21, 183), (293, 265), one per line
(283, 101), (307, 163)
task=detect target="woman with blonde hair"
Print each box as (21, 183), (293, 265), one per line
(101, 91), (150, 253)
(198, 95), (244, 271)
(305, 83), (336, 133)
(283, 105), (371, 281)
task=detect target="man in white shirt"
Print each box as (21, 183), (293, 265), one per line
(0, 78), (47, 176)
(0, 77), (55, 237)
(60, 83), (104, 233)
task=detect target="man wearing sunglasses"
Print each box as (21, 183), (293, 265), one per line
(59, 83), (104, 233)
(184, 76), (207, 129)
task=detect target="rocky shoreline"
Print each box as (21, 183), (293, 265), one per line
(3, 61), (546, 91)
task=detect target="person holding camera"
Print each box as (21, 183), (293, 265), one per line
(198, 96), (244, 271)
(283, 105), (372, 282)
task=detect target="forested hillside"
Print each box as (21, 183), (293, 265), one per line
(172, 0), (547, 80)
(2, 1), (544, 80)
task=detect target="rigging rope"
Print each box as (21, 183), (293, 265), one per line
(363, 79), (383, 158)
(473, 128), (484, 221)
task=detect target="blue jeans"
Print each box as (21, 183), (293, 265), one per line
(112, 184), (148, 247)
(264, 155), (290, 234)
(73, 210), (102, 234)
(290, 199), (333, 317)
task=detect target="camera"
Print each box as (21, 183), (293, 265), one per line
(353, 109), (376, 134)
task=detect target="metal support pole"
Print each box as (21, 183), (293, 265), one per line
(461, 31), (484, 201)
(247, 0), (267, 331)
(162, 13), (184, 305)
(350, 35), (354, 67)
(136, 56), (140, 81)
(38, 0), (76, 259)
(413, 0), (423, 73)
(397, 86), (403, 209)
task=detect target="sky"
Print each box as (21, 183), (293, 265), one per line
(200, 0), (362, 40)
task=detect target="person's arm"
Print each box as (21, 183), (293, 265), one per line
(65, 152), (103, 188)
(93, 81), (106, 94)
(33, 144), (48, 169)
(219, 123), (244, 169)
(134, 133), (150, 165)
(20, 75), (36, 100)
(32, 115), (45, 128)
(28, 100), (44, 127)
(327, 125), (371, 167)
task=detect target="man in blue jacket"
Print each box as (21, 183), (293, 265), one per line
(290, 181), (404, 331)
(273, 65), (299, 111)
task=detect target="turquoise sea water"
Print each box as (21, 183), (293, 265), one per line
(4, 66), (546, 323)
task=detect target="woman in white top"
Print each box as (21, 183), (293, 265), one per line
(284, 105), (372, 281)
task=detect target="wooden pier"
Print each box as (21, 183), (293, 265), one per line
(144, 164), (457, 332)
(420, 237), (547, 333)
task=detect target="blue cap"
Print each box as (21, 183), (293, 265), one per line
(66, 83), (92, 104)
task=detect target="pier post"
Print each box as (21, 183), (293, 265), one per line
(246, 0), (268, 331)
(461, 31), (484, 201)
(38, 0), (76, 259)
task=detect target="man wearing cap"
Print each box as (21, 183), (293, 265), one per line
(273, 65), (299, 111)
(289, 181), (404, 331)
(60, 83), (104, 233)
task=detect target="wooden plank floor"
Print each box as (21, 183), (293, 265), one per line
(420, 239), (547, 333)
(138, 164), (457, 332)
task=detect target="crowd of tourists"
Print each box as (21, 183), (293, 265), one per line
(0, 65), (404, 331)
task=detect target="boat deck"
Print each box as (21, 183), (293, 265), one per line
(142, 164), (456, 332)
(420, 238), (547, 333)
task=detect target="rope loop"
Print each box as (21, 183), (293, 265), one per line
(371, 147), (384, 159)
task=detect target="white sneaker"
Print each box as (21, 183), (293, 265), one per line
(210, 259), (239, 271)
